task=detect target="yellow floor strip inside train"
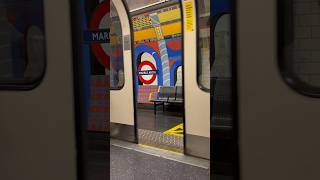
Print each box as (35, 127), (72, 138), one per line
(164, 123), (184, 137)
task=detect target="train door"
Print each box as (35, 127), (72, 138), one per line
(126, 0), (185, 153)
(0, 1), (77, 180)
(110, 0), (211, 160)
(207, 0), (235, 176)
(237, 0), (320, 179)
(110, 0), (136, 142)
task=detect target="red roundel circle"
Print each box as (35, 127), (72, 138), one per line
(138, 61), (157, 84)
(90, 1), (110, 68)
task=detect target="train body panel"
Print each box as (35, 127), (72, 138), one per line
(0, 1), (77, 179)
(237, 0), (320, 179)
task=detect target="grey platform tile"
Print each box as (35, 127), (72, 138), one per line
(111, 145), (210, 180)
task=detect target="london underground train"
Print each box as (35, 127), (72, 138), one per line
(0, 0), (320, 180)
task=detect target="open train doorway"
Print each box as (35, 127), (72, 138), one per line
(127, 0), (185, 152)
(111, 0), (211, 161)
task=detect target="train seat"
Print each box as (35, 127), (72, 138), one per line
(149, 86), (182, 114)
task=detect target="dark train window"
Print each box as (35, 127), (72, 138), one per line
(0, 0), (46, 89)
(110, 1), (125, 90)
(212, 14), (231, 79)
(197, 0), (210, 91)
(279, 0), (320, 96)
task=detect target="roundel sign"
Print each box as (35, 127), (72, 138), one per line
(138, 61), (158, 84)
(89, 1), (110, 68)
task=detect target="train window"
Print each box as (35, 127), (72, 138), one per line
(210, 0), (234, 177)
(110, 1), (125, 90)
(175, 66), (182, 86)
(279, 0), (320, 96)
(197, 0), (211, 91)
(212, 14), (232, 79)
(0, 0), (46, 89)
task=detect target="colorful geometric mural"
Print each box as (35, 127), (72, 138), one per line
(132, 4), (183, 104)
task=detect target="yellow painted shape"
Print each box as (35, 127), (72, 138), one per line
(133, 22), (181, 42)
(164, 123), (184, 137)
(158, 8), (181, 23)
(162, 22), (182, 36)
(133, 16), (152, 30)
(134, 28), (156, 42)
(148, 92), (153, 101)
(154, 26), (164, 40)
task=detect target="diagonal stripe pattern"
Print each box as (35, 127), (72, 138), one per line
(149, 13), (171, 86)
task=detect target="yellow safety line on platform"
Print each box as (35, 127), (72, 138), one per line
(164, 123), (184, 137)
(139, 144), (183, 155)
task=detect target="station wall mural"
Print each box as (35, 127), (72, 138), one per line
(132, 4), (183, 104)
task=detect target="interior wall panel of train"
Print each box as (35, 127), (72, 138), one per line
(0, 1), (77, 179)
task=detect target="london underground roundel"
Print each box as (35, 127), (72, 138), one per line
(138, 61), (157, 85)
(90, 1), (110, 68)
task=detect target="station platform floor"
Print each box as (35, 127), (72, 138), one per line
(110, 139), (210, 180)
(86, 133), (233, 180)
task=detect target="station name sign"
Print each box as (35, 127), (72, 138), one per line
(83, 29), (110, 43)
(138, 70), (158, 75)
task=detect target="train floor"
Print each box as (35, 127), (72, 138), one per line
(136, 106), (183, 132)
(110, 139), (210, 180)
(136, 106), (184, 152)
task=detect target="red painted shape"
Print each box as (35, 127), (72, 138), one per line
(169, 59), (176, 68)
(138, 61), (157, 84)
(142, 42), (161, 56)
(166, 39), (181, 51)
